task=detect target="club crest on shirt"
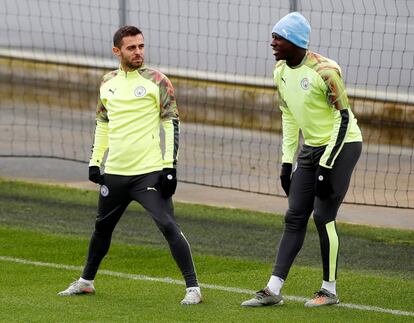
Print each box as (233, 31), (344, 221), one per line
(100, 185), (109, 197)
(134, 86), (147, 97)
(300, 78), (310, 90)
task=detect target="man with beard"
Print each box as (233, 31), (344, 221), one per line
(58, 26), (201, 305)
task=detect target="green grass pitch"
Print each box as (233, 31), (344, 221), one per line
(0, 179), (413, 322)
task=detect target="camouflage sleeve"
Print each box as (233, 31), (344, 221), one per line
(319, 67), (351, 168)
(96, 97), (109, 122)
(159, 76), (179, 121)
(96, 74), (110, 122)
(159, 76), (179, 167)
(89, 78), (109, 167)
(320, 67), (350, 111)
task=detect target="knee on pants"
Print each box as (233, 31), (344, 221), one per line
(284, 208), (309, 232)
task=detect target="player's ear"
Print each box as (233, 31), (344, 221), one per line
(112, 46), (121, 58)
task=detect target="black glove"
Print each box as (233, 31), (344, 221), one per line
(89, 166), (104, 185)
(315, 166), (333, 199)
(159, 168), (177, 199)
(280, 163), (292, 196)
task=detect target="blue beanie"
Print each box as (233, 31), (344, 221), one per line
(272, 12), (311, 49)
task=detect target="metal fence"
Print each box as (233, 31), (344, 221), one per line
(0, 0), (413, 208)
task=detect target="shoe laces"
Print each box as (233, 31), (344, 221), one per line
(256, 288), (271, 299)
(313, 289), (332, 298)
(185, 288), (200, 298)
(62, 281), (79, 293)
(68, 280), (91, 291)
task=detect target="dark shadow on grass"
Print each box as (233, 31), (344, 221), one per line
(0, 184), (413, 280)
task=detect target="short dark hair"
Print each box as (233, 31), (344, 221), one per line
(113, 26), (143, 48)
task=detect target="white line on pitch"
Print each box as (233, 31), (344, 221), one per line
(1, 256), (413, 317)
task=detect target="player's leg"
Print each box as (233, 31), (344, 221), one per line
(242, 147), (315, 307)
(272, 162), (315, 280)
(58, 174), (131, 296)
(130, 171), (201, 304)
(82, 174), (131, 279)
(306, 142), (362, 307)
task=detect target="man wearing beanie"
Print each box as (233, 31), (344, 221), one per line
(242, 12), (362, 307)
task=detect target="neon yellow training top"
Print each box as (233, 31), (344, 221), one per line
(274, 51), (362, 168)
(89, 65), (179, 176)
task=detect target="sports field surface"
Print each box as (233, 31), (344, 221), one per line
(0, 179), (413, 322)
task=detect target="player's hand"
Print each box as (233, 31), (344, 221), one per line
(280, 163), (292, 196)
(89, 166), (104, 185)
(315, 166), (333, 199)
(160, 168), (177, 199)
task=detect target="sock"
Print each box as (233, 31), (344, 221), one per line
(266, 275), (284, 295)
(79, 277), (94, 285)
(321, 280), (336, 295)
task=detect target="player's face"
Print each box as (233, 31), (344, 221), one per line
(271, 33), (295, 61)
(113, 34), (145, 71)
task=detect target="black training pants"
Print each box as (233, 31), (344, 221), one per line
(273, 142), (362, 282)
(82, 171), (198, 288)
